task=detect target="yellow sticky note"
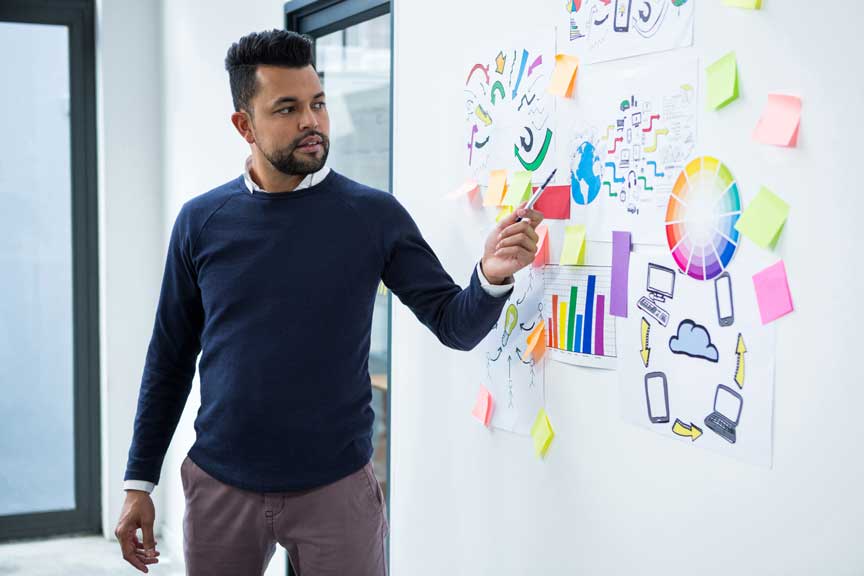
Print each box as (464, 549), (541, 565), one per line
(706, 52), (738, 110)
(524, 319), (547, 362)
(735, 186), (789, 249)
(753, 94), (801, 147)
(724, 0), (761, 8)
(471, 385), (493, 427)
(495, 205), (514, 223)
(484, 170), (507, 207)
(531, 408), (554, 457)
(559, 225), (586, 265)
(502, 171), (533, 207)
(548, 54), (579, 98)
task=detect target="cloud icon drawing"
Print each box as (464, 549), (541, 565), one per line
(669, 319), (719, 363)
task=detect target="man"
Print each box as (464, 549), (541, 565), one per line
(115, 29), (542, 575)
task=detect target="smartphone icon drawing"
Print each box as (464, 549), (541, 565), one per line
(644, 372), (669, 424)
(714, 272), (734, 327)
(614, 0), (632, 32)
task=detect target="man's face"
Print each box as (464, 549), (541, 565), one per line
(247, 64), (330, 175)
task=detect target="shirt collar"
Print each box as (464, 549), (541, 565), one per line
(243, 156), (330, 194)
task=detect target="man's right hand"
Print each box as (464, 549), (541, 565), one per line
(115, 490), (160, 573)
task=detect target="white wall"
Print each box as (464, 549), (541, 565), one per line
(97, 0), (165, 539)
(390, 1), (864, 575)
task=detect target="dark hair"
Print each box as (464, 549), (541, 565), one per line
(224, 29), (314, 113)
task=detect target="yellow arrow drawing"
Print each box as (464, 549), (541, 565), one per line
(644, 128), (669, 153)
(640, 317), (651, 368)
(734, 333), (747, 389)
(475, 105), (492, 127)
(672, 419), (703, 441)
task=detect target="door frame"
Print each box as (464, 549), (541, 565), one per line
(0, 0), (101, 541)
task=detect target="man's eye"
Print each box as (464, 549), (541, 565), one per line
(312, 102), (326, 110)
(277, 107), (294, 114)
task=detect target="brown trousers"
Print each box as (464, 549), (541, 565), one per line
(181, 455), (388, 576)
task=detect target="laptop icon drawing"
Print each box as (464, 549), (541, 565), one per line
(704, 384), (743, 444)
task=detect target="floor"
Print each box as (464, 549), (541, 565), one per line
(0, 534), (185, 576)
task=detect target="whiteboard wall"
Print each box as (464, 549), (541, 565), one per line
(389, 1), (864, 574)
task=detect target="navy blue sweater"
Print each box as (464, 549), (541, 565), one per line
(125, 171), (510, 492)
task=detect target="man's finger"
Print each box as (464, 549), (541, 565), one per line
(496, 234), (537, 253)
(119, 531), (149, 572)
(493, 246), (533, 259)
(141, 522), (157, 559)
(515, 207), (544, 228)
(499, 220), (538, 242)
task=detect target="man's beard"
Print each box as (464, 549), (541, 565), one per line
(263, 131), (330, 176)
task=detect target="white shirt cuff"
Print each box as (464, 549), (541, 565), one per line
(476, 263), (514, 297)
(124, 480), (155, 493)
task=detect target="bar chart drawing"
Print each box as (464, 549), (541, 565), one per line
(543, 265), (617, 370)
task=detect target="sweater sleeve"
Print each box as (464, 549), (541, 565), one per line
(380, 198), (512, 351)
(124, 206), (204, 485)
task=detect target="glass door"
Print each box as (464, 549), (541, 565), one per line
(0, 0), (100, 541)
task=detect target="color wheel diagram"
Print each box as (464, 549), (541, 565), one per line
(665, 156), (741, 281)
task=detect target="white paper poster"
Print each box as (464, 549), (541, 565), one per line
(482, 267), (546, 434)
(618, 250), (776, 467)
(558, 57), (697, 245)
(560, 0), (694, 64)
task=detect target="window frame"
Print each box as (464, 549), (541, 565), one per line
(0, 0), (101, 541)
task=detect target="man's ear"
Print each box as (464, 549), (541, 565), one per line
(230, 110), (256, 144)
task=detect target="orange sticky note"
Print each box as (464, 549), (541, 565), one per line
(548, 54), (579, 98)
(524, 319), (547, 362)
(753, 94), (801, 147)
(533, 223), (549, 267)
(484, 170), (508, 206)
(471, 385), (493, 427)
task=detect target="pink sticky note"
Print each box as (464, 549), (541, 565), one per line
(753, 260), (794, 324)
(471, 385), (493, 427)
(753, 94), (801, 147)
(533, 223), (549, 267)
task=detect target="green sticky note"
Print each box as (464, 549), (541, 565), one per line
(559, 224), (586, 265)
(724, 0), (762, 8)
(501, 171), (533, 207)
(707, 52), (739, 110)
(735, 186), (789, 249)
(531, 408), (554, 457)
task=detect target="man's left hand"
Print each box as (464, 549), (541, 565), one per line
(481, 203), (544, 285)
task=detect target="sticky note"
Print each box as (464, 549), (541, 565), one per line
(753, 94), (801, 147)
(533, 223), (549, 267)
(724, 0), (761, 8)
(533, 184), (571, 219)
(471, 385), (493, 427)
(531, 408), (555, 457)
(735, 187), (790, 249)
(495, 205), (514, 223)
(610, 231), (632, 317)
(484, 170), (507, 207)
(753, 260), (794, 324)
(559, 224), (586, 265)
(707, 52), (738, 110)
(524, 319), (547, 362)
(502, 171), (533, 207)
(548, 54), (579, 98)
(447, 179), (480, 203)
